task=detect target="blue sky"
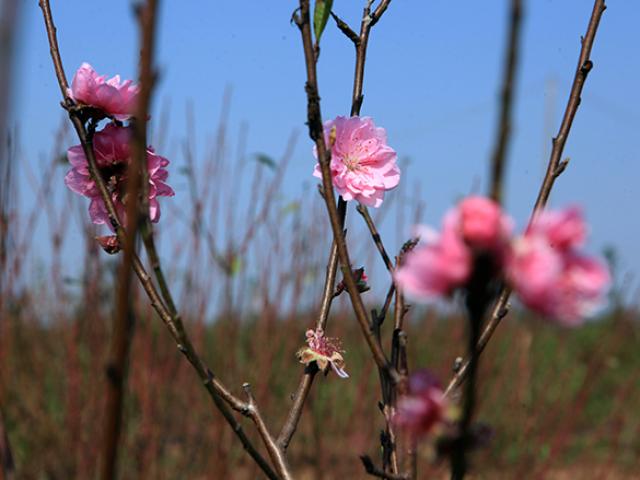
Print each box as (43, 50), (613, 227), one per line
(11, 1), (640, 302)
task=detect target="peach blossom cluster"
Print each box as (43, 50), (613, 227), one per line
(64, 64), (174, 231)
(395, 197), (609, 325)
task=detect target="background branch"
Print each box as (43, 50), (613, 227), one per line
(445, 0), (607, 398)
(100, 1), (159, 479)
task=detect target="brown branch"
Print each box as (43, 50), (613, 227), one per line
(276, 204), (344, 452)
(100, 2), (158, 479)
(297, 0), (397, 373)
(360, 455), (408, 480)
(488, 0), (523, 204)
(243, 384), (293, 480)
(330, 11), (360, 45)
(0, 411), (15, 480)
(279, 0), (395, 453)
(357, 203), (393, 272)
(445, 0), (607, 398)
(38, 2), (282, 478)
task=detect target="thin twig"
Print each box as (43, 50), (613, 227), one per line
(279, 0), (395, 452)
(444, 0), (607, 398)
(0, 411), (15, 480)
(357, 203), (393, 272)
(360, 455), (408, 480)
(243, 384), (293, 480)
(295, 0), (398, 381)
(488, 0), (523, 204)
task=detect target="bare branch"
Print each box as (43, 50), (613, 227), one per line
(488, 0), (523, 204)
(360, 455), (408, 480)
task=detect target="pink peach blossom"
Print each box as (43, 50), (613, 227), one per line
(313, 116), (400, 207)
(457, 196), (512, 251)
(65, 123), (174, 230)
(68, 63), (140, 120)
(296, 328), (348, 378)
(394, 215), (472, 300)
(527, 206), (586, 251)
(507, 208), (610, 325)
(394, 370), (447, 439)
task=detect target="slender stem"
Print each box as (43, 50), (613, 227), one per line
(276, 199), (345, 452)
(0, 411), (15, 480)
(360, 454), (408, 480)
(357, 203), (393, 272)
(444, 0), (607, 398)
(488, 0), (523, 204)
(243, 384), (293, 480)
(279, 0), (396, 453)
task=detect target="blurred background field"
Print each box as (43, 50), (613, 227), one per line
(3, 2), (640, 478)
(1, 114), (638, 479)
(2, 298), (639, 478)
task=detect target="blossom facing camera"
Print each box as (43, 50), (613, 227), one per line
(296, 328), (348, 378)
(394, 370), (448, 439)
(65, 124), (174, 230)
(507, 208), (610, 325)
(313, 116), (400, 208)
(68, 63), (140, 120)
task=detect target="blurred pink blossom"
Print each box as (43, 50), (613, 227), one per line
(457, 196), (512, 252)
(313, 116), (400, 207)
(394, 216), (472, 300)
(65, 123), (174, 230)
(394, 370), (447, 439)
(526, 206), (586, 250)
(68, 63), (140, 120)
(507, 208), (610, 325)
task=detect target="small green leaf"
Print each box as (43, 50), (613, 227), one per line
(280, 201), (300, 216)
(230, 256), (243, 276)
(313, 0), (333, 43)
(254, 153), (277, 170)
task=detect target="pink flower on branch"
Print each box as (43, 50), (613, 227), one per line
(296, 328), (349, 378)
(394, 370), (448, 439)
(394, 196), (510, 300)
(394, 197), (609, 325)
(65, 123), (174, 230)
(508, 208), (610, 325)
(68, 63), (140, 120)
(313, 116), (400, 208)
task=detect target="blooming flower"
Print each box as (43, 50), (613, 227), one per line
(507, 208), (610, 325)
(457, 196), (512, 252)
(296, 328), (348, 378)
(65, 123), (174, 230)
(395, 198), (609, 325)
(313, 116), (400, 207)
(68, 63), (140, 120)
(394, 218), (472, 299)
(394, 197), (511, 300)
(394, 370), (448, 439)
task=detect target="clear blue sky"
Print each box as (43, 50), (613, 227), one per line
(12, 1), (640, 301)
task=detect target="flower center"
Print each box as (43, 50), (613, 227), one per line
(342, 154), (360, 171)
